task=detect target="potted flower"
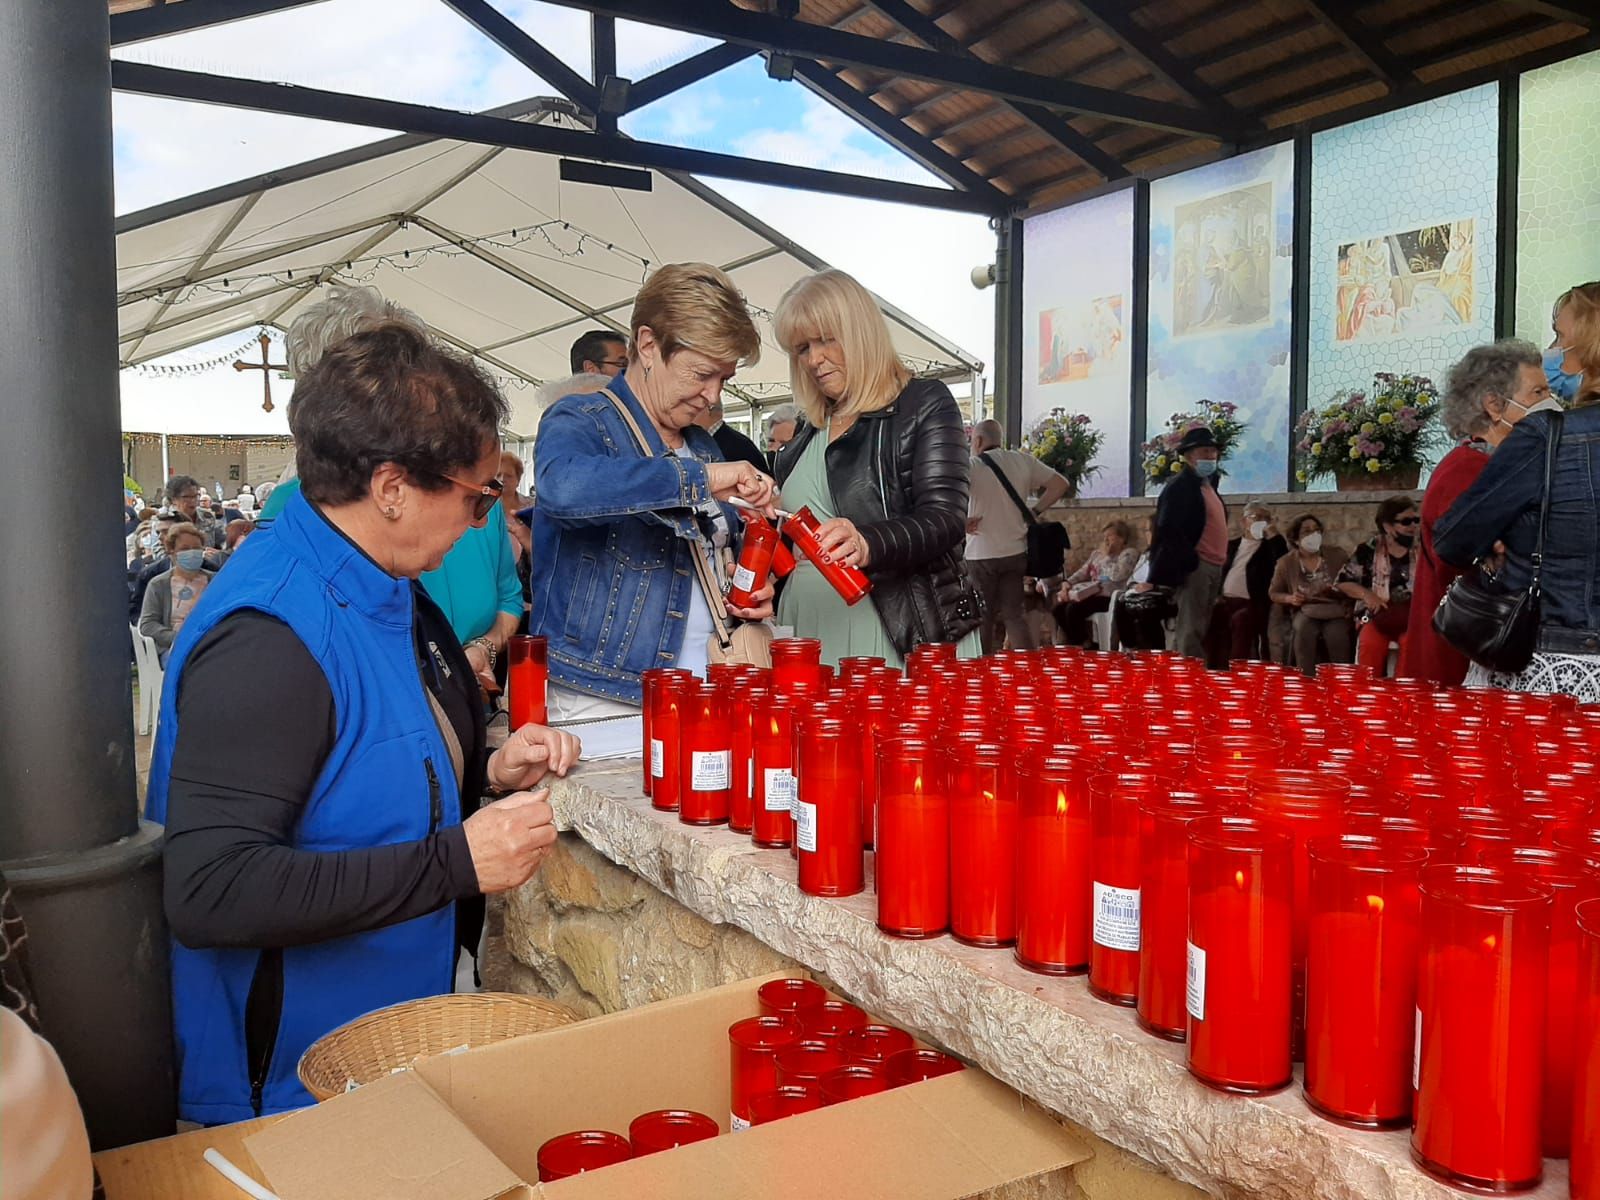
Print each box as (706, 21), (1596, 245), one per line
(1294, 372), (1440, 491)
(1023, 409), (1104, 497)
(1139, 399), (1246, 487)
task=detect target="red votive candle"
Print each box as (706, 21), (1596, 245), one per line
(1137, 791), (1217, 1041)
(648, 672), (692, 813)
(875, 736), (949, 938)
(819, 1062), (890, 1104)
(1573, 898), (1600, 1200)
(628, 1109), (719, 1156)
(785, 505), (872, 605)
(885, 1048), (964, 1086)
(748, 1084), (821, 1125)
(775, 1039), (848, 1088)
(1089, 767), (1159, 1007)
(1303, 835), (1427, 1128)
(799, 999), (868, 1040)
(752, 693), (798, 849)
(948, 740), (1016, 946)
(506, 634), (548, 728)
(842, 1023), (915, 1066)
(1412, 864), (1552, 1193)
(758, 977), (826, 1019)
(727, 517), (780, 610)
(770, 637), (823, 690)
(536, 1130), (631, 1181)
(859, 694), (893, 850)
(678, 681), (732, 826)
(1015, 754), (1092, 975)
(1185, 816), (1294, 1094)
(729, 683), (766, 834)
(795, 715), (864, 897)
(729, 1014), (802, 1130)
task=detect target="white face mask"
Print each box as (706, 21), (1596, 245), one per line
(1248, 520), (1268, 540)
(1300, 531), (1323, 554)
(1507, 396), (1564, 418)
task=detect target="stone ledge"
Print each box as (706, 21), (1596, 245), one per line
(543, 763), (1569, 1200)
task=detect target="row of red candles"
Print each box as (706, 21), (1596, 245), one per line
(640, 642), (1600, 1196)
(535, 979), (961, 1181)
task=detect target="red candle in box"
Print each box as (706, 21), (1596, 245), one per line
(795, 715), (865, 897)
(536, 1130), (632, 1181)
(1573, 899), (1600, 1200)
(799, 999), (868, 1040)
(1136, 791), (1217, 1041)
(505, 634), (549, 729)
(1302, 836), (1426, 1128)
(947, 740), (1016, 947)
(678, 681), (732, 826)
(648, 673), (693, 813)
(727, 516), (780, 610)
(728, 1014), (803, 1129)
(775, 1038), (848, 1088)
(758, 976), (826, 1018)
(1089, 766), (1159, 1007)
(1015, 754), (1092, 975)
(770, 637), (823, 690)
(751, 693), (798, 848)
(1413, 865), (1551, 1192)
(874, 735), (949, 938)
(628, 1109), (719, 1156)
(885, 1048), (964, 1086)
(842, 1023), (914, 1065)
(820, 1063), (890, 1104)
(748, 1084), (821, 1125)
(728, 684), (767, 835)
(1480, 846), (1600, 1158)
(784, 505), (872, 605)
(1185, 816), (1294, 1095)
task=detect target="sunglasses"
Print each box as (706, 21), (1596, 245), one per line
(441, 473), (504, 521)
(1393, 516), (1421, 527)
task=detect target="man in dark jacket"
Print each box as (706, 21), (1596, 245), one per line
(1138, 426), (1229, 660)
(693, 398), (768, 475)
(1205, 501), (1288, 667)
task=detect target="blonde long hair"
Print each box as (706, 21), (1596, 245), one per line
(1560, 282), (1600, 405)
(773, 269), (910, 426)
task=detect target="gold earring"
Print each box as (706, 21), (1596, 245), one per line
(384, 506), (398, 520)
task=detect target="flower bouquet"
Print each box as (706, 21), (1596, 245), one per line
(1139, 399), (1246, 487)
(1294, 373), (1440, 490)
(1023, 409), (1103, 497)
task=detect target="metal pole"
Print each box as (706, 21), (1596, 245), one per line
(0, 0), (174, 1148)
(993, 216), (1025, 447)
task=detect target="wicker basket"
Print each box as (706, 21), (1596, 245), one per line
(297, 992), (582, 1101)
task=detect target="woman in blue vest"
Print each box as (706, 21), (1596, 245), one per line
(145, 324), (580, 1124)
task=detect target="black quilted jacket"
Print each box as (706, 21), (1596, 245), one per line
(774, 377), (983, 656)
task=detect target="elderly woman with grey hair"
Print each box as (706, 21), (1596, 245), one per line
(1399, 338), (1556, 685)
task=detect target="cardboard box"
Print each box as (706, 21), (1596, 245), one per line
(242, 974), (1088, 1199)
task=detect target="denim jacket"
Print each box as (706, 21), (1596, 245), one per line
(1434, 407), (1600, 642)
(529, 374), (735, 703)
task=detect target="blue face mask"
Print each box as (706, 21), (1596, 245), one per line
(1544, 347), (1583, 402)
(174, 549), (206, 572)
(1191, 459), (1219, 478)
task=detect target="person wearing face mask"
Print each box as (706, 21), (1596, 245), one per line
(138, 522), (216, 665)
(1400, 340), (1551, 685)
(1269, 514), (1352, 674)
(1205, 502), (1288, 667)
(1137, 425), (1228, 661)
(1336, 496), (1420, 674)
(1543, 285), (1597, 404)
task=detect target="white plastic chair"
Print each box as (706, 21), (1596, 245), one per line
(1090, 593), (1118, 652)
(130, 623), (164, 736)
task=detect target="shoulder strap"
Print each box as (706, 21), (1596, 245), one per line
(977, 451), (1036, 525)
(1529, 411), (1564, 593)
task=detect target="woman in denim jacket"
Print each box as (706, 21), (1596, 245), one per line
(1435, 402), (1600, 700)
(530, 264), (779, 724)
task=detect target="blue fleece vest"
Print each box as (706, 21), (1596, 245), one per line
(146, 493), (461, 1123)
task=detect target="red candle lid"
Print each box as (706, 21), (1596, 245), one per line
(841, 1023), (915, 1065)
(885, 1048), (965, 1087)
(627, 1109), (719, 1156)
(774, 1038), (848, 1085)
(536, 1130), (631, 1181)
(819, 1063), (890, 1104)
(748, 1084), (822, 1125)
(798, 999), (868, 1040)
(729, 1014), (803, 1053)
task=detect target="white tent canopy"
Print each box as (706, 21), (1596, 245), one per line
(115, 99), (983, 439)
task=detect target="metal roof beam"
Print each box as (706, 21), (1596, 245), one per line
(625, 43), (756, 111)
(1068, 0), (1255, 121)
(436, 0), (600, 112)
(1300, 0), (1416, 89)
(110, 0), (331, 45)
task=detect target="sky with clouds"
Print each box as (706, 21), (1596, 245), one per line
(114, 0), (998, 435)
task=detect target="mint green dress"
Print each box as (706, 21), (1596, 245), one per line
(776, 428), (981, 668)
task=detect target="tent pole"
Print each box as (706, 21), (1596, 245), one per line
(0, 0), (175, 1149)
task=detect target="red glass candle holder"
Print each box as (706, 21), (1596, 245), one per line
(1412, 864), (1552, 1193)
(628, 1109), (719, 1156)
(648, 673), (693, 813)
(785, 505), (871, 606)
(819, 1063), (890, 1104)
(770, 637), (823, 690)
(874, 736), (950, 938)
(1573, 898), (1600, 1200)
(1303, 836), (1427, 1129)
(798, 999), (868, 1040)
(506, 634), (548, 729)
(842, 1023), (914, 1066)
(775, 1039), (848, 1088)
(748, 1084), (821, 1125)
(1136, 792), (1217, 1041)
(729, 1014), (803, 1129)
(758, 977), (826, 1019)
(752, 693), (797, 848)
(1015, 754), (1092, 975)
(947, 741), (1016, 947)
(885, 1048), (965, 1086)
(1089, 767), (1159, 1007)
(1185, 816), (1294, 1095)
(536, 1130), (632, 1181)
(795, 715), (864, 897)
(678, 681), (732, 826)
(727, 517), (780, 609)
(729, 683), (766, 834)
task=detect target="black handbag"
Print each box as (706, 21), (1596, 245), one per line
(977, 452), (1070, 578)
(1431, 411), (1563, 674)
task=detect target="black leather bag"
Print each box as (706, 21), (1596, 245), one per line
(1431, 412), (1563, 674)
(978, 452), (1070, 578)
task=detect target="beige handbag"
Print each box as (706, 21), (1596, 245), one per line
(599, 388), (774, 668)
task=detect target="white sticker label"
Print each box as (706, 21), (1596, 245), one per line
(1413, 1007), (1422, 1090)
(1186, 941), (1206, 1022)
(795, 800), (818, 852)
(650, 738), (664, 779)
(1092, 883), (1142, 952)
(691, 749), (731, 791)
(730, 1113), (751, 1132)
(764, 767), (796, 812)
(731, 565), (756, 593)
(748, 759), (754, 794)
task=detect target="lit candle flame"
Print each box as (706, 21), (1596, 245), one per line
(1234, 869), (1246, 889)
(1366, 895), (1384, 914)
(1056, 791), (1068, 817)
(1483, 934), (1497, 952)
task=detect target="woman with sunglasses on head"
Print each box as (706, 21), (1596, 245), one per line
(1335, 496), (1420, 675)
(144, 323), (581, 1125)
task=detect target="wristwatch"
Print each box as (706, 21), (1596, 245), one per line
(466, 636), (498, 669)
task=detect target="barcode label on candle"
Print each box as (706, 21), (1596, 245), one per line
(795, 800), (818, 852)
(764, 768), (795, 812)
(1092, 883), (1141, 952)
(1413, 1007), (1422, 1090)
(1186, 942), (1206, 1022)
(691, 749), (731, 791)
(731, 565), (756, 592)
(730, 1113), (750, 1132)
(650, 738), (664, 779)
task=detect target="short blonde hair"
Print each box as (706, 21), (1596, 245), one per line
(164, 522), (205, 553)
(629, 262), (760, 369)
(1560, 282), (1600, 404)
(774, 269), (911, 425)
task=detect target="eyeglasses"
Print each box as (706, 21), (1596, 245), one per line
(441, 473), (504, 521)
(599, 357), (629, 370)
(1393, 516), (1421, 527)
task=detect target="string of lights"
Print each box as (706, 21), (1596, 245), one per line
(121, 327), (285, 376)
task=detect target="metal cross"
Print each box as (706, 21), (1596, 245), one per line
(232, 329), (287, 413)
